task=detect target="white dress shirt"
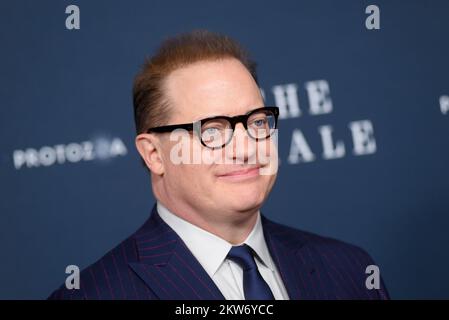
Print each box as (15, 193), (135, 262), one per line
(156, 202), (290, 300)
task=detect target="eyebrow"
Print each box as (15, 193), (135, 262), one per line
(192, 114), (221, 122)
(192, 106), (264, 122)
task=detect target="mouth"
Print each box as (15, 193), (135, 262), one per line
(217, 166), (261, 181)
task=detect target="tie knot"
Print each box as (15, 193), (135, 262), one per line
(227, 244), (257, 271)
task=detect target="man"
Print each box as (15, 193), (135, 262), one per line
(49, 30), (389, 300)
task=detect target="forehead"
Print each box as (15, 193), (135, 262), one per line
(164, 58), (263, 122)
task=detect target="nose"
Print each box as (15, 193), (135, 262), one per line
(225, 123), (257, 164)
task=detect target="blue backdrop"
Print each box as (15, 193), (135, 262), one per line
(1, 0), (448, 299)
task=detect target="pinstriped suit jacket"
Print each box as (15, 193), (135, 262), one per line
(48, 204), (390, 300)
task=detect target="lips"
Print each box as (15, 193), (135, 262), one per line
(218, 166), (261, 177)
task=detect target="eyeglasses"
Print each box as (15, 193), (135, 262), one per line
(146, 106), (279, 149)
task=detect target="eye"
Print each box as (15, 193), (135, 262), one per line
(202, 127), (222, 142)
(253, 119), (267, 127)
(205, 127), (219, 134)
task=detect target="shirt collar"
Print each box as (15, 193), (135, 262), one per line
(244, 212), (275, 272)
(156, 202), (275, 278)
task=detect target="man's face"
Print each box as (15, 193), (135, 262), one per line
(158, 58), (278, 220)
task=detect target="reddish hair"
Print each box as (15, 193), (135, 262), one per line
(132, 30), (258, 134)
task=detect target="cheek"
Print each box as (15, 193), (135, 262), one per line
(171, 164), (215, 192)
(257, 138), (277, 158)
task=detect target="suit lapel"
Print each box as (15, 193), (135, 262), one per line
(262, 215), (332, 300)
(129, 206), (332, 300)
(129, 205), (225, 300)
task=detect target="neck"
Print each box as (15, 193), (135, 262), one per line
(157, 200), (259, 245)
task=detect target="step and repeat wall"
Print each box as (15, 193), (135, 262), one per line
(1, 0), (448, 299)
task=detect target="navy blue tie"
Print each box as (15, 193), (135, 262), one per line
(227, 244), (275, 300)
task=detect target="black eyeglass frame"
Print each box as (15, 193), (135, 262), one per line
(146, 106), (279, 149)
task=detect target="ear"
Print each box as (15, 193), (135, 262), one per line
(135, 133), (165, 175)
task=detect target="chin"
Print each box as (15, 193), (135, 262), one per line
(220, 190), (265, 213)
